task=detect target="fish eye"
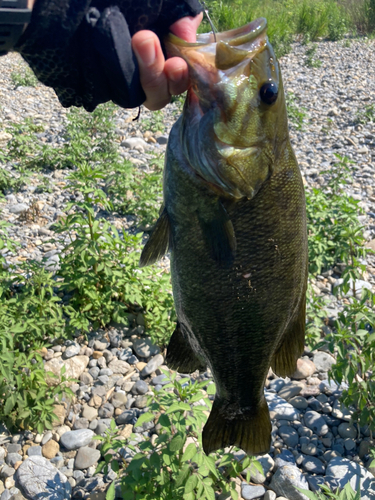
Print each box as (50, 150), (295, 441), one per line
(259, 82), (278, 105)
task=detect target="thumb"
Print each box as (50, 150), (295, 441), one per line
(170, 12), (203, 43)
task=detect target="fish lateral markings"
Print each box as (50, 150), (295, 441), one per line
(140, 18), (308, 456)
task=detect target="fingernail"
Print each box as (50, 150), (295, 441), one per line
(169, 66), (185, 83)
(136, 38), (156, 67)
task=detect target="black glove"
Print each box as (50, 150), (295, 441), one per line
(15, 0), (203, 111)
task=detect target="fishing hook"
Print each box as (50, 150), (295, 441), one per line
(199, 1), (217, 42)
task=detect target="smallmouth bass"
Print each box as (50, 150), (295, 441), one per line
(140, 18), (308, 456)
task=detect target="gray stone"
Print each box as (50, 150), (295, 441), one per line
(325, 457), (375, 496)
(108, 330), (121, 347)
(110, 392), (127, 408)
(264, 490), (277, 500)
(304, 411), (329, 436)
(141, 354), (164, 376)
(333, 278), (372, 298)
(301, 455), (326, 474)
(41, 432), (53, 446)
(93, 340), (109, 351)
(151, 374), (169, 386)
(256, 454), (274, 476)
(332, 400), (353, 422)
(132, 338), (160, 358)
(97, 375), (109, 385)
(301, 443), (318, 456)
(98, 403), (114, 419)
(278, 426), (299, 448)
(73, 418), (89, 430)
(121, 137), (148, 150)
(6, 445), (21, 455)
(26, 446), (42, 457)
(307, 475), (325, 492)
(289, 396), (308, 410)
(312, 351), (336, 373)
(74, 447), (101, 470)
(269, 379), (286, 392)
(132, 380), (149, 395)
(116, 410), (136, 425)
(107, 359), (130, 375)
(156, 135), (168, 145)
(8, 204), (29, 214)
(0, 466), (15, 479)
(1, 490), (11, 500)
(269, 465), (309, 500)
(15, 456), (71, 500)
(99, 368), (113, 377)
(241, 484), (266, 500)
(267, 393), (300, 421)
(134, 396), (148, 409)
(79, 372), (93, 385)
(81, 406), (98, 421)
(6, 454), (22, 467)
(274, 450), (296, 470)
(60, 429), (94, 451)
(44, 356), (89, 385)
(278, 383), (303, 401)
(344, 438), (356, 451)
(292, 358), (316, 380)
(88, 367), (100, 379)
(338, 423), (357, 439)
(63, 344), (80, 359)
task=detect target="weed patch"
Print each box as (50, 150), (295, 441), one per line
(95, 372), (262, 500)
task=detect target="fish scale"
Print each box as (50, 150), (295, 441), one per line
(140, 18), (308, 456)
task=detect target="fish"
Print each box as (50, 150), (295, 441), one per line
(140, 18), (308, 456)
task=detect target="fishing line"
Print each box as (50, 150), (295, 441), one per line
(199, 1), (218, 41)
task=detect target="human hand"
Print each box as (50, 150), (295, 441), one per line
(131, 12), (203, 111)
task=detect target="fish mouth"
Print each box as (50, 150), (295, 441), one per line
(166, 18), (268, 76)
(166, 19), (276, 200)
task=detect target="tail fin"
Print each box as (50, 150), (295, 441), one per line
(202, 396), (271, 456)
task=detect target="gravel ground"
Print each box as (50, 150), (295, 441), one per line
(0, 36), (374, 500)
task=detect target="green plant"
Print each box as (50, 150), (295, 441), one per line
(0, 332), (73, 434)
(0, 260), (68, 351)
(53, 161), (175, 344)
(286, 91), (307, 130)
(297, 482), (361, 499)
(317, 283), (375, 430)
(10, 67), (38, 88)
(305, 44), (323, 67)
(305, 282), (329, 347)
(95, 371), (262, 500)
(306, 154), (364, 275)
(296, 0), (348, 41)
(355, 103), (375, 124)
(105, 155), (164, 229)
(0, 104), (118, 173)
(140, 110), (166, 134)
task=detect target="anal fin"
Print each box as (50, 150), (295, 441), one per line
(203, 396), (271, 456)
(271, 296), (306, 377)
(139, 206), (171, 267)
(166, 322), (206, 373)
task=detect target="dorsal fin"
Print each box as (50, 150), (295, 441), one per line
(139, 207), (171, 267)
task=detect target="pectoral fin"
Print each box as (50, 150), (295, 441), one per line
(139, 207), (171, 267)
(166, 322), (206, 373)
(199, 202), (236, 266)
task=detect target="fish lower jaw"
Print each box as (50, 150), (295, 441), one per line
(217, 144), (259, 159)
